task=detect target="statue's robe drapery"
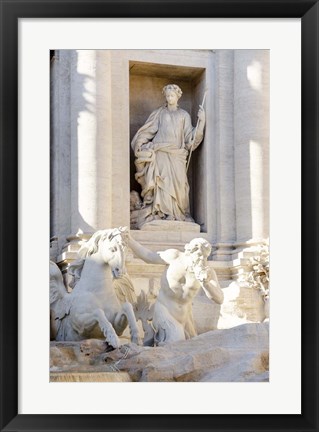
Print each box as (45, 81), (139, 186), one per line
(131, 106), (204, 221)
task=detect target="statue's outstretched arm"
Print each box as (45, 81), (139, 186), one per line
(201, 267), (224, 305)
(128, 235), (165, 265)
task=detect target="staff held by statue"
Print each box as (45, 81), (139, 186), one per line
(186, 89), (208, 173)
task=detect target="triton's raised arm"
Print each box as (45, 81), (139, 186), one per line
(201, 281), (224, 305)
(128, 234), (166, 265)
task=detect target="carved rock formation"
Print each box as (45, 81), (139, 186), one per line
(50, 322), (269, 382)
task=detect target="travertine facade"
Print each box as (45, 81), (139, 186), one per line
(50, 49), (269, 328)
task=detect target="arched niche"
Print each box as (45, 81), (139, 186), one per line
(129, 60), (207, 230)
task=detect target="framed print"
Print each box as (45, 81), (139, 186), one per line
(0, 0), (318, 431)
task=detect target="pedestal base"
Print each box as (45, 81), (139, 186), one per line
(141, 219), (200, 232)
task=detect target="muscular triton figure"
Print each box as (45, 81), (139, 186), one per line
(128, 233), (223, 345)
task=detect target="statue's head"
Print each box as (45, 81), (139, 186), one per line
(162, 84), (183, 101)
(184, 238), (211, 282)
(78, 227), (128, 278)
(185, 238), (212, 260)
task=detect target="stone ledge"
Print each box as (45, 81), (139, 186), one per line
(140, 220), (200, 232)
(50, 371), (131, 382)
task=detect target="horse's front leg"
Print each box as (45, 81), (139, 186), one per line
(114, 302), (142, 345)
(94, 308), (120, 349)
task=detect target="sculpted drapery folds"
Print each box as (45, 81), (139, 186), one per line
(131, 84), (206, 222)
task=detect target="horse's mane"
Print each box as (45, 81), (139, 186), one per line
(68, 228), (126, 289)
(68, 258), (85, 289)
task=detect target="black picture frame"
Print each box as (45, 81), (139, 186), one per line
(1, 1), (318, 431)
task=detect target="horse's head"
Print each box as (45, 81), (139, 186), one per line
(79, 227), (128, 278)
(100, 229), (127, 278)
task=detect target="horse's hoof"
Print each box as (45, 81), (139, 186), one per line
(105, 343), (116, 353)
(105, 337), (120, 350)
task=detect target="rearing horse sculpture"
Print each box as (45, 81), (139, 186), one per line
(50, 227), (140, 349)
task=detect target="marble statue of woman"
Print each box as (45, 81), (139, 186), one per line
(131, 84), (205, 222)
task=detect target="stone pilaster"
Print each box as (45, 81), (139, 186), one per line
(69, 50), (112, 235)
(233, 50), (269, 246)
(50, 51), (71, 258)
(109, 51), (130, 228)
(213, 50), (236, 260)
